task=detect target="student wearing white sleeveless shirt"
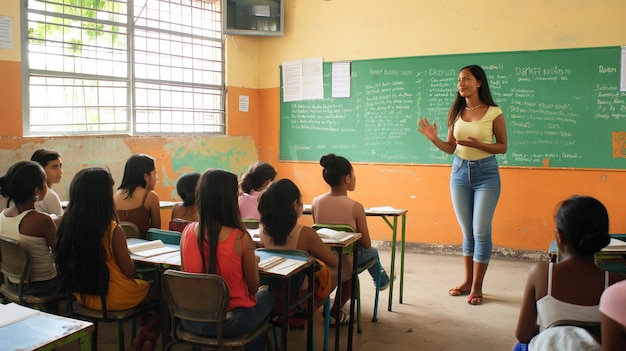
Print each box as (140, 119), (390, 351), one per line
(0, 161), (61, 296)
(513, 196), (626, 350)
(31, 148), (64, 223)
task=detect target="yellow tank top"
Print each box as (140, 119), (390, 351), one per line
(453, 106), (503, 160)
(75, 221), (149, 311)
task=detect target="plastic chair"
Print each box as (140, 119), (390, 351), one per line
(119, 221), (141, 239)
(147, 228), (182, 245)
(169, 218), (194, 233)
(312, 223), (381, 334)
(0, 234), (65, 312)
(161, 269), (272, 351)
(66, 290), (159, 351)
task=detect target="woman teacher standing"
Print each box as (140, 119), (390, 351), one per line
(417, 65), (507, 305)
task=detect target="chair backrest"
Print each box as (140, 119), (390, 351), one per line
(147, 228), (182, 245)
(242, 218), (260, 229)
(169, 218), (193, 233)
(119, 221), (141, 239)
(0, 234), (30, 300)
(162, 270), (229, 324)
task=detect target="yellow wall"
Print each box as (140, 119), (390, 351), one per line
(3, 0), (626, 257)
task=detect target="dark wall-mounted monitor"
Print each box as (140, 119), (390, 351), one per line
(223, 0), (284, 36)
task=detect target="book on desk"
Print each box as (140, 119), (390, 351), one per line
(596, 237), (626, 272)
(258, 256), (309, 276)
(0, 303), (40, 328)
(316, 228), (356, 243)
(128, 239), (178, 257)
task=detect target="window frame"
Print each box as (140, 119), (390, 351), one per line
(20, 0), (226, 137)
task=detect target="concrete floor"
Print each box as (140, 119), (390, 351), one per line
(57, 250), (534, 351)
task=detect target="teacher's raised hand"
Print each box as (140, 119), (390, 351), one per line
(417, 117), (439, 141)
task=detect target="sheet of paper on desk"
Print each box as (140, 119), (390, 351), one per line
(247, 228), (260, 237)
(316, 228), (355, 242)
(258, 256), (308, 275)
(128, 240), (178, 257)
(368, 206), (399, 213)
(0, 303), (40, 328)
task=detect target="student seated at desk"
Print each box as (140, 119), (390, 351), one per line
(0, 161), (61, 296)
(600, 279), (626, 351)
(238, 162), (277, 221)
(170, 172), (200, 223)
(114, 154), (161, 238)
(513, 195), (626, 351)
(56, 167), (161, 351)
(312, 154), (391, 324)
(31, 148), (64, 225)
(258, 178), (338, 308)
(180, 169), (275, 351)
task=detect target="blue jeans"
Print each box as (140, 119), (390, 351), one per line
(450, 155), (501, 264)
(358, 246), (389, 286)
(181, 289), (275, 351)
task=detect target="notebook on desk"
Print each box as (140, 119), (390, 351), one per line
(258, 256), (308, 275)
(128, 240), (178, 257)
(316, 228), (356, 243)
(367, 206), (402, 213)
(0, 303), (40, 328)
(600, 238), (626, 252)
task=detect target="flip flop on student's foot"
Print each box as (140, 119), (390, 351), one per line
(467, 294), (483, 305)
(329, 311), (351, 327)
(448, 286), (470, 296)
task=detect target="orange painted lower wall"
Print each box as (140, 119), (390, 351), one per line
(256, 87), (626, 254)
(0, 60), (23, 137)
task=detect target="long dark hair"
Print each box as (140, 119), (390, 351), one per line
(117, 154), (155, 198)
(240, 162), (277, 194)
(196, 169), (246, 273)
(555, 195), (610, 256)
(258, 179), (300, 246)
(320, 153), (352, 187)
(0, 161), (46, 207)
(56, 167), (117, 296)
(447, 65), (498, 127)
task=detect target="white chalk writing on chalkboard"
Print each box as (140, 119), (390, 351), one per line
(280, 47), (626, 168)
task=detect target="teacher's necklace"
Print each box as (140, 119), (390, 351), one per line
(465, 103), (482, 111)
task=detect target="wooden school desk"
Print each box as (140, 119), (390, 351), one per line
(256, 249), (316, 351)
(304, 205), (408, 312)
(127, 238), (318, 351)
(0, 303), (94, 351)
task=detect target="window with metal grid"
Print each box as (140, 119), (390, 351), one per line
(22, 0), (224, 136)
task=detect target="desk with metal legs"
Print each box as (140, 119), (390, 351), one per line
(305, 205), (408, 312)
(323, 235), (361, 351)
(364, 208), (408, 311)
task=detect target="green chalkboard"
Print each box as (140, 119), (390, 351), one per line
(280, 46), (626, 169)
